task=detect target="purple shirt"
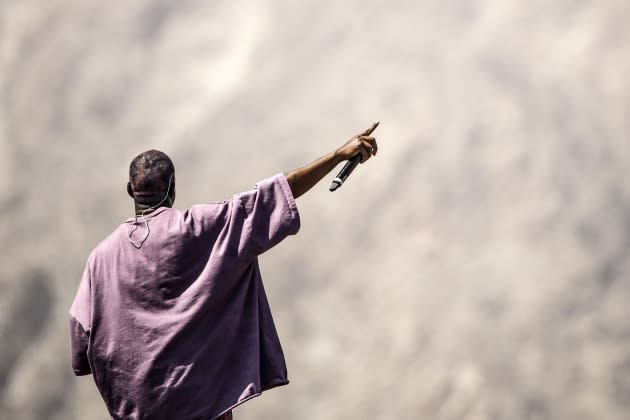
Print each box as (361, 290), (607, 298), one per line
(69, 174), (300, 420)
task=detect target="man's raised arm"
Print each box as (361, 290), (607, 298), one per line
(284, 122), (380, 199)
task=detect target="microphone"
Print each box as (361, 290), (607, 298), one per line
(329, 154), (362, 192)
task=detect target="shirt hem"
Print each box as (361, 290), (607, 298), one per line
(213, 379), (290, 419)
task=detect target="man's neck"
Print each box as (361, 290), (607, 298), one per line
(134, 203), (171, 217)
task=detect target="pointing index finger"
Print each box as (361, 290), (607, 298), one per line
(361, 120), (380, 136)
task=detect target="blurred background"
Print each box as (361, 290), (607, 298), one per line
(1, 0), (629, 419)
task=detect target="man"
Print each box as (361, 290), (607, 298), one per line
(69, 122), (379, 420)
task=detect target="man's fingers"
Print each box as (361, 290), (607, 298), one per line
(340, 124), (378, 162)
(360, 121), (380, 136)
(360, 137), (378, 156)
(358, 144), (371, 163)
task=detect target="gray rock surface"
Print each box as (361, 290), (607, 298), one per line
(1, 1), (629, 419)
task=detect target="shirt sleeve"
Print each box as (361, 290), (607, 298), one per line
(69, 315), (92, 375)
(69, 260), (93, 376)
(230, 173), (300, 259)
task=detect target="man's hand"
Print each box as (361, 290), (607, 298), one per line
(284, 122), (380, 199)
(335, 121), (379, 163)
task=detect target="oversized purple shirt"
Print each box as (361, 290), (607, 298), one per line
(69, 174), (300, 420)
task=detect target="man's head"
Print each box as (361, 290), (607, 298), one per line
(127, 150), (176, 208)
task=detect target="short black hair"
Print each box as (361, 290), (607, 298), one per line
(129, 150), (175, 205)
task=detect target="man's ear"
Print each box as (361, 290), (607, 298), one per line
(168, 181), (176, 206)
(127, 182), (134, 199)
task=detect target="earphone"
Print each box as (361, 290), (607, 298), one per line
(127, 173), (174, 249)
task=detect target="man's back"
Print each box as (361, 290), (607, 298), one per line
(70, 174), (300, 420)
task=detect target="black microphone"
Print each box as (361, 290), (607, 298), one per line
(329, 154), (362, 192)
